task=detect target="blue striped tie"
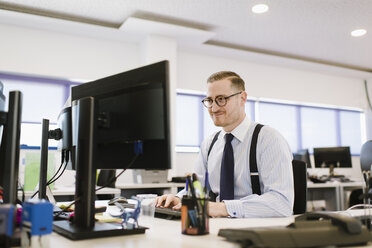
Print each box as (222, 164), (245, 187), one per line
(220, 133), (234, 201)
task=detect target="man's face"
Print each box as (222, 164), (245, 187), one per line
(206, 79), (246, 132)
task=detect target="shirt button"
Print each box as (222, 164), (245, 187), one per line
(233, 212), (236, 216)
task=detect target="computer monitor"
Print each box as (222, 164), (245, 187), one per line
(70, 61), (171, 170)
(53, 60), (170, 240)
(293, 149), (312, 168)
(0, 90), (22, 204)
(313, 146), (352, 168)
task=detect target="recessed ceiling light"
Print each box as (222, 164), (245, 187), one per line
(351, 29), (367, 37)
(252, 4), (269, 14)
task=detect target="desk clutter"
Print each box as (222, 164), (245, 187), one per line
(0, 199), (53, 248)
(308, 174), (353, 183)
(181, 173), (209, 235)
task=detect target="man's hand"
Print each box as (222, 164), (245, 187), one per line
(208, 201), (229, 217)
(155, 194), (181, 210)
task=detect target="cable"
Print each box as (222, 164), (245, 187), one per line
(55, 154), (140, 218)
(346, 204), (372, 211)
(54, 197), (80, 218)
(47, 151), (69, 185)
(364, 80), (372, 111)
(95, 154), (139, 192)
(46, 150), (66, 185)
(30, 150), (68, 199)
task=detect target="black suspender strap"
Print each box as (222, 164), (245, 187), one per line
(249, 124), (264, 195)
(207, 131), (221, 202)
(208, 131), (221, 158)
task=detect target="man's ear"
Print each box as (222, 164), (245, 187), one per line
(240, 91), (248, 104)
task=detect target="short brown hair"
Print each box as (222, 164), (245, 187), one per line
(207, 71), (245, 91)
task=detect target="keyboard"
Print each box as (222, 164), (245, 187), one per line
(155, 207), (181, 220)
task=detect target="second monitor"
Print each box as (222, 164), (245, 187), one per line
(313, 146), (352, 168)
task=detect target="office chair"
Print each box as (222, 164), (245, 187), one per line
(349, 140), (372, 207)
(360, 140), (372, 172)
(96, 169), (117, 200)
(292, 160), (307, 214)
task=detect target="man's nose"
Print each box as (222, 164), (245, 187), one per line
(211, 101), (220, 112)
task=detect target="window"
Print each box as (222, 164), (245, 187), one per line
(176, 90), (364, 155)
(176, 94), (202, 147)
(339, 110), (362, 154)
(0, 73), (79, 148)
(258, 102), (298, 152)
(301, 107), (338, 150)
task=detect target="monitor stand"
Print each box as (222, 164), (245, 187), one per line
(0, 228), (21, 247)
(53, 221), (146, 240)
(329, 164), (335, 177)
(53, 97), (147, 240)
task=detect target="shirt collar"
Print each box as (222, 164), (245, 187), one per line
(221, 115), (252, 142)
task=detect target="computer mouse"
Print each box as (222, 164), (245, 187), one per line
(108, 196), (128, 205)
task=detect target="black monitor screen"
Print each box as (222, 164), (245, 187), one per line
(293, 149), (311, 168)
(313, 146), (352, 168)
(71, 61), (171, 170)
(0, 81), (5, 141)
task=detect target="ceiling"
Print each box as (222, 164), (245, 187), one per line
(0, 0), (371, 74)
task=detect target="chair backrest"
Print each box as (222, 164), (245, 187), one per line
(360, 140), (372, 172)
(292, 160), (307, 214)
(97, 169), (116, 188)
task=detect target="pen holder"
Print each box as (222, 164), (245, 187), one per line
(181, 196), (209, 235)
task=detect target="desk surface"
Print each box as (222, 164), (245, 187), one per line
(20, 187), (120, 197)
(307, 180), (365, 188)
(48, 216), (295, 248)
(115, 182), (185, 189)
(45, 205), (371, 248)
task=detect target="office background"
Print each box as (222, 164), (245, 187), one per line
(0, 1), (371, 184)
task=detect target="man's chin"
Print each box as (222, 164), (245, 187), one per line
(213, 120), (224, 127)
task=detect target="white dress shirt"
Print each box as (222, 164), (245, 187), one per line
(177, 116), (294, 218)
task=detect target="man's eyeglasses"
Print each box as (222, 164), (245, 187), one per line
(201, 92), (242, 108)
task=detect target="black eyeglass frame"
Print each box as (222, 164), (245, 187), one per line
(201, 91), (243, 108)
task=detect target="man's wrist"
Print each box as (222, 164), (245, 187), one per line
(208, 201), (228, 217)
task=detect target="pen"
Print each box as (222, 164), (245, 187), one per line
(192, 173), (204, 199)
(204, 171), (209, 197)
(185, 177), (189, 196)
(187, 175), (201, 216)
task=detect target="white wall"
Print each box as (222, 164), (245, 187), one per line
(0, 24), (140, 80)
(177, 52), (365, 108)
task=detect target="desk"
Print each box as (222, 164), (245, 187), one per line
(46, 216), (295, 248)
(339, 181), (366, 210)
(307, 181), (365, 211)
(116, 182), (185, 195)
(37, 211), (372, 248)
(307, 181), (340, 210)
(19, 187), (121, 199)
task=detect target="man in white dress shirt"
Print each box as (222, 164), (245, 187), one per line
(155, 71), (294, 218)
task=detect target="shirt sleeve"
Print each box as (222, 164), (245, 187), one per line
(224, 126), (294, 218)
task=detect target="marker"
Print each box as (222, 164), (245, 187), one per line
(185, 177), (189, 196)
(192, 173), (204, 198)
(187, 175), (195, 198)
(204, 171), (209, 196)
